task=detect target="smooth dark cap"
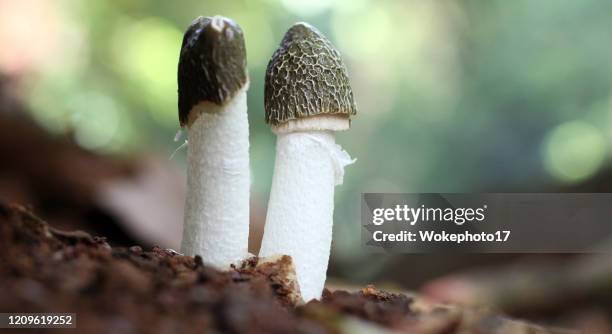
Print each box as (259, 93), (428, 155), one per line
(264, 22), (357, 126)
(178, 16), (247, 126)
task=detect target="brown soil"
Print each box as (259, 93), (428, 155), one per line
(0, 202), (575, 333)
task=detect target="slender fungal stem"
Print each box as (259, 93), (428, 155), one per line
(181, 88), (250, 268)
(260, 131), (344, 301)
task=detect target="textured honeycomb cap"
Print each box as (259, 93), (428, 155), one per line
(264, 22), (357, 127)
(178, 16), (247, 126)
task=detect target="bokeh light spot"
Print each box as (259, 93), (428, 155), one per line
(112, 17), (182, 127)
(543, 121), (606, 183)
(331, 7), (393, 61)
(68, 92), (120, 150)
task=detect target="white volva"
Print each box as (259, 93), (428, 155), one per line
(259, 127), (353, 301)
(181, 87), (250, 269)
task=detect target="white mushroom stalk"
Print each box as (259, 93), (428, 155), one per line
(259, 22), (357, 301)
(177, 16), (250, 269)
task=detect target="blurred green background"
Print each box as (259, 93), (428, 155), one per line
(2, 0), (612, 272)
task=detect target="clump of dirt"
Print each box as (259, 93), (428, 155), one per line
(0, 203), (318, 333)
(0, 203), (572, 333)
(307, 286), (413, 327)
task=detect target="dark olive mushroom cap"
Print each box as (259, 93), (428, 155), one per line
(178, 16), (247, 126)
(264, 22), (357, 126)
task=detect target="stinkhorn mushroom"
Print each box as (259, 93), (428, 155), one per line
(259, 22), (357, 301)
(177, 16), (250, 269)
